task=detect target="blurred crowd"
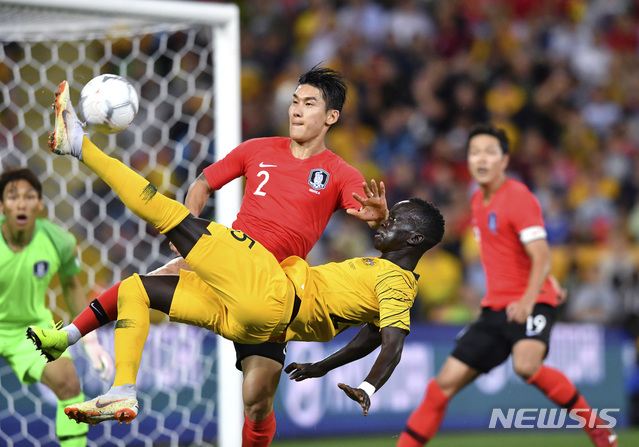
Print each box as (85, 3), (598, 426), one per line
(4, 0), (639, 329)
(227, 0), (639, 330)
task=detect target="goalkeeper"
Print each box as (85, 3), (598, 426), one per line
(0, 167), (113, 446)
(31, 86), (445, 424)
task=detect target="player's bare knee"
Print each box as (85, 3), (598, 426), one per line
(435, 377), (460, 397)
(244, 397), (275, 421)
(435, 357), (476, 397)
(48, 371), (81, 399)
(513, 358), (540, 380)
(242, 375), (279, 404)
(242, 366), (280, 419)
(242, 372), (276, 419)
(434, 367), (468, 397)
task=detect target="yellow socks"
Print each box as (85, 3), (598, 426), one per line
(113, 274), (151, 387)
(81, 136), (189, 234)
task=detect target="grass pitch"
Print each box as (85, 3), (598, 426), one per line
(271, 428), (639, 446)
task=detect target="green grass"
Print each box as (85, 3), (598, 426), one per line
(270, 428), (639, 446)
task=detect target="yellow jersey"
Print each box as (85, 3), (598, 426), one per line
(281, 256), (418, 342)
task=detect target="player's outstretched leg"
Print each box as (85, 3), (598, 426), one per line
(47, 80), (190, 236)
(64, 275), (152, 425)
(397, 379), (450, 446)
(70, 282), (121, 338)
(528, 365), (618, 447)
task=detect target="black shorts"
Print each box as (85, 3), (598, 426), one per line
(451, 303), (556, 374)
(234, 341), (288, 371)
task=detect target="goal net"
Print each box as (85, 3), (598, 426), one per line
(0, 1), (242, 446)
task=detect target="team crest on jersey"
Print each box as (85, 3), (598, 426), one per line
(33, 261), (49, 278)
(364, 258), (375, 266)
(308, 169), (330, 190)
(488, 212), (498, 233)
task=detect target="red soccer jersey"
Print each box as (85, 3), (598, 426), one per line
(470, 178), (558, 309)
(203, 137), (365, 262)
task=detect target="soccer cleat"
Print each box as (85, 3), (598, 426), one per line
(47, 80), (85, 159)
(26, 321), (69, 362)
(589, 425), (618, 447)
(65, 395), (139, 426)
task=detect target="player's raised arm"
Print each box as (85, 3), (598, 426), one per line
(346, 179), (389, 228)
(184, 172), (215, 217)
(167, 173), (216, 257)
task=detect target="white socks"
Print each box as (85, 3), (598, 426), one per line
(106, 384), (137, 398)
(62, 324), (82, 345)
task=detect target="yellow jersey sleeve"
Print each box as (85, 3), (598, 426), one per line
(375, 261), (417, 332)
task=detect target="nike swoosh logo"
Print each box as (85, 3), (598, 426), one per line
(62, 109), (71, 141)
(95, 398), (128, 408)
(259, 162), (277, 168)
(90, 301), (104, 318)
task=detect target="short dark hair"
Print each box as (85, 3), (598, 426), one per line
(467, 124), (509, 154)
(0, 167), (42, 201)
(407, 197), (445, 251)
(298, 65), (347, 113)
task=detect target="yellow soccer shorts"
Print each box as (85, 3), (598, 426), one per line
(172, 221), (296, 344)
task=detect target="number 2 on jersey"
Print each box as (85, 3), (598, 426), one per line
(254, 171), (269, 196)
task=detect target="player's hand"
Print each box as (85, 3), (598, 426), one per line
(506, 300), (534, 324)
(82, 332), (115, 382)
(346, 180), (388, 228)
(284, 362), (327, 381)
(556, 286), (568, 306)
(169, 242), (181, 257)
(148, 256), (192, 275)
(337, 383), (371, 416)
(549, 275), (568, 306)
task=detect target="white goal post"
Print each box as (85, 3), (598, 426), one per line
(0, 1), (243, 446)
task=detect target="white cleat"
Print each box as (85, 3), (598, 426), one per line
(47, 80), (85, 160)
(65, 394), (138, 426)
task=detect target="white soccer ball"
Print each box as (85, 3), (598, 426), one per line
(79, 74), (139, 134)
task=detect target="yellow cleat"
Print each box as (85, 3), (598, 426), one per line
(26, 321), (68, 362)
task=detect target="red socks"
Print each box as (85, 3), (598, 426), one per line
(397, 379), (449, 447)
(398, 366), (603, 447)
(73, 281), (121, 335)
(528, 365), (600, 435)
(242, 411), (276, 447)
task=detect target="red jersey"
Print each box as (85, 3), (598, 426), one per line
(470, 178), (558, 309)
(203, 137), (365, 262)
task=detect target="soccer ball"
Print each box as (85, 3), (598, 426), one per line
(79, 74), (139, 134)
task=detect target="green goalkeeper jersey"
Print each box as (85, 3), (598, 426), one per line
(0, 217), (82, 326)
